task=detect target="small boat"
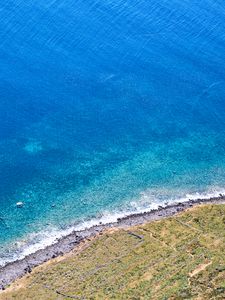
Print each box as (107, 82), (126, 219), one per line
(16, 202), (24, 208)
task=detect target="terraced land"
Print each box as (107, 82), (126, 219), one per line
(1, 204), (225, 299)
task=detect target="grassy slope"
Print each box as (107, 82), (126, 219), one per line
(1, 204), (225, 300)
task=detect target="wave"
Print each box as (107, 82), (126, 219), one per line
(0, 187), (224, 268)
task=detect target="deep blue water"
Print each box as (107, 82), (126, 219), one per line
(0, 0), (225, 263)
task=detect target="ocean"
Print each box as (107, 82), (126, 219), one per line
(0, 0), (225, 265)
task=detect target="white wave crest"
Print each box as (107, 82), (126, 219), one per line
(0, 187), (224, 267)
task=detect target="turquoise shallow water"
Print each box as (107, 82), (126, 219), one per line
(0, 0), (225, 264)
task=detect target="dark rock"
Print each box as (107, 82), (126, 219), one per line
(24, 265), (32, 273)
(1, 195), (225, 290)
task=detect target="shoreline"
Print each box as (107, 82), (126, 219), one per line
(0, 195), (225, 290)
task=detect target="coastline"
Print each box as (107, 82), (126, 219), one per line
(0, 194), (225, 290)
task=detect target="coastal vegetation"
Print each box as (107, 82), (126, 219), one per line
(1, 204), (225, 299)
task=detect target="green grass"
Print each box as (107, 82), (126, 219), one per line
(1, 204), (225, 299)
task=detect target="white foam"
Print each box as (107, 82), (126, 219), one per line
(0, 187), (224, 267)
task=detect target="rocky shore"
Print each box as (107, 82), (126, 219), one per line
(0, 195), (225, 290)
